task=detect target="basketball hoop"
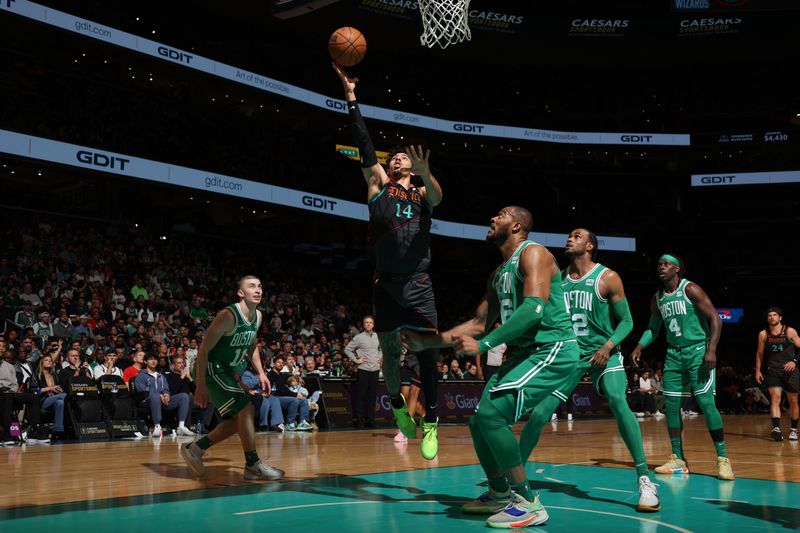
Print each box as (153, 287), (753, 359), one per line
(418, 0), (472, 49)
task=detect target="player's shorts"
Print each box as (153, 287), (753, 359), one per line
(479, 339), (579, 424)
(198, 362), (250, 418)
(550, 349), (625, 401)
(400, 365), (422, 387)
(663, 341), (716, 399)
(373, 271), (437, 334)
(765, 366), (800, 393)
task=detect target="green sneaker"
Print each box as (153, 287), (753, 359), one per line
(391, 396), (417, 438)
(420, 418), (438, 460)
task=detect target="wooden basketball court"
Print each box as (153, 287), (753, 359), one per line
(2, 415), (799, 531)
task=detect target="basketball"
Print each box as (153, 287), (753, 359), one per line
(328, 26), (367, 67)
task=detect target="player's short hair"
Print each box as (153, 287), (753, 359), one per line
(236, 275), (261, 290)
(767, 306), (784, 319)
(362, 315), (375, 323)
(508, 206), (533, 234)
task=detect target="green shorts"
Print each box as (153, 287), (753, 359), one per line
(663, 341), (716, 399)
(480, 339), (579, 424)
(198, 362), (250, 418)
(551, 349), (625, 401)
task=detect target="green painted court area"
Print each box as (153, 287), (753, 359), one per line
(2, 463), (798, 532)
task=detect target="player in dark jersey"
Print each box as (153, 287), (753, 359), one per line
(754, 307), (800, 441)
(334, 63), (443, 460)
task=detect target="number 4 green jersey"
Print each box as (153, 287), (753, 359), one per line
(493, 241), (575, 348)
(562, 263), (614, 355)
(208, 303), (260, 367)
(656, 278), (709, 348)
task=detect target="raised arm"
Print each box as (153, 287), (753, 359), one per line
(685, 282), (722, 370)
(407, 145), (442, 208)
(332, 62), (388, 201)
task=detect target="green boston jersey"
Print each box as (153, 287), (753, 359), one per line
(207, 303), (260, 367)
(656, 278), (709, 348)
(562, 263), (614, 356)
(493, 241), (576, 349)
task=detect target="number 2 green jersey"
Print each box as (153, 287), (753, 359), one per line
(562, 263), (614, 356)
(493, 241), (576, 349)
(208, 303), (260, 368)
(656, 278), (708, 348)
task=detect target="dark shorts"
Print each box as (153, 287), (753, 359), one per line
(401, 365), (422, 387)
(373, 272), (438, 334)
(766, 367), (800, 393)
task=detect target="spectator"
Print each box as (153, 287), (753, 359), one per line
(33, 354), (66, 438)
(33, 312), (54, 343)
(639, 370), (657, 416)
(241, 363), (284, 432)
(93, 350), (123, 379)
(14, 347), (36, 390)
(52, 313), (75, 340)
(13, 301), (36, 329)
(344, 315), (382, 429)
(123, 350), (145, 383)
(267, 357), (312, 431)
(0, 339), (46, 444)
(134, 353), (194, 437)
(58, 348), (94, 386)
(448, 358), (465, 380)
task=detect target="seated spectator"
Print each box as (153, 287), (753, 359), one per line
(241, 364), (284, 432)
(638, 370), (657, 416)
(0, 339), (46, 444)
(134, 353), (194, 437)
(465, 362), (480, 380)
(448, 358), (464, 380)
(286, 375), (320, 422)
(437, 360), (449, 380)
(267, 357), (312, 431)
(122, 350), (145, 383)
(58, 348), (94, 386)
(33, 354), (67, 438)
(93, 350), (123, 380)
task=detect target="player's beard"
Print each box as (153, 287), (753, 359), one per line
(487, 226), (509, 246)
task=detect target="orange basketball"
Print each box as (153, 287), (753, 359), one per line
(328, 27), (367, 67)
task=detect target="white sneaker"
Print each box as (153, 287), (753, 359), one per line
(26, 438), (51, 445)
(637, 476), (661, 512)
(551, 413), (557, 421)
(244, 461), (285, 480)
(567, 413), (573, 421)
(181, 443), (207, 477)
(790, 429), (798, 441)
(151, 426), (162, 438)
(176, 425), (196, 437)
(654, 411), (665, 418)
(635, 412), (645, 418)
(394, 432), (408, 442)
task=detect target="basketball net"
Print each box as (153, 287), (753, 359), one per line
(418, 0), (472, 49)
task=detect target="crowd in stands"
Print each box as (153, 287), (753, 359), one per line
(0, 211), (776, 444)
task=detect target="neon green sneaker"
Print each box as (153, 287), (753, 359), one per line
(420, 418), (439, 460)
(391, 396), (417, 439)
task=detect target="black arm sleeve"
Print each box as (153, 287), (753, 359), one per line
(347, 100), (378, 168)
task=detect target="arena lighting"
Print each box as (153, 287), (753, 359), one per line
(0, 0), (690, 147)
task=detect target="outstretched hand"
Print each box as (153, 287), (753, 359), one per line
(407, 145), (431, 177)
(332, 62), (357, 97)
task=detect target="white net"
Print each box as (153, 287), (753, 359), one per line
(418, 0), (472, 49)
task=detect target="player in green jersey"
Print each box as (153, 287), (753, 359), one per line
(405, 206), (579, 528)
(517, 228), (659, 512)
(180, 275), (284, 481)
(631, 255), (734, 481)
